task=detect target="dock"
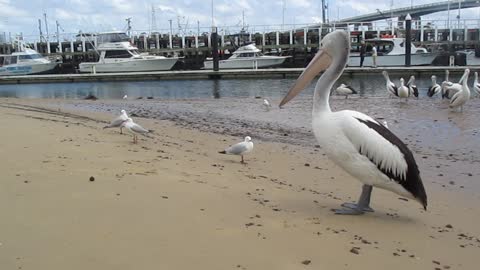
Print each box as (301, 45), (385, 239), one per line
(0, 66), (472, 85)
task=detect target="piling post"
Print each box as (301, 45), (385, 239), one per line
(434, 26), (438, 42)
(289, 29), (293, 45)
(262, 32), (265, 46)
(276, 31), (279, 46)
(47, 39), (51, 54)
(212, 27), (219, 71)
(195, 34), (199, 49)
(155, 33), (160, 50)
(70, 40), (74, 53)
(405, 14), (411, 67)
(420, 24), (424, 42)
(304, 28), (307, 45)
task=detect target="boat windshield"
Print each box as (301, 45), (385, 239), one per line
(18, 54), (43, 60)
(237, 53), (255, 58)
(3, 56), (17, 65)
(97, 32), (130, 44)
(104, 50), (133, 59)
(368, 41), (394, 55)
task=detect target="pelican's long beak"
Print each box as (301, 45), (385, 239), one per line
(279, 49), (332, 107)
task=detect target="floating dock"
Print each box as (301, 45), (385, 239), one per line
(0, 66), (472, 85)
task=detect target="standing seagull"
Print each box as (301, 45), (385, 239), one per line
(103, 109), (128, 134)
(219, 136), (254, 164)
(382, 71), (398, 97)
(407, 75), (419, 98)
(449, 69), (471, 112)
(335, 83), (358, 99)
(427, 75), (441, 97)
(263, 98), (272, 111)
(279, 30), (427, 215)
(473, 72), (480, 97)
(121, 118), (150, 144)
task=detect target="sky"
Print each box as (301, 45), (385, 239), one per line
(1, 0), (480, 41)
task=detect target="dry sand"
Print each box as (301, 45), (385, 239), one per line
(0, 98), (479, 270)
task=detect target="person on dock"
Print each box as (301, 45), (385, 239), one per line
(359, 41), (366, 67)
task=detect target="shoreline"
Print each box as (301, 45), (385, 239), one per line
(0, 98), (479, 269)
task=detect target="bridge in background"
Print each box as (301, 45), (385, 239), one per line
(338, 0), (480, 22)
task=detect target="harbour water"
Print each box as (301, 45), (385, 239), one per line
(0, 73), (468, 99)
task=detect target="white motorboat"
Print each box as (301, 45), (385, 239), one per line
(203, 43), (290, 69)
(0, 48), (57, 76)
(78, 32), (178, 73)
(348, 37), (436, 67)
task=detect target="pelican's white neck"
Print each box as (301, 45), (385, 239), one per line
(313, 55), (347, 115)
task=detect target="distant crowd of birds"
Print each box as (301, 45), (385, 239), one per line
(330, 69), (480, 112)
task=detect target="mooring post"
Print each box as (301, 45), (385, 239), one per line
(405, 14), (412, 67)
(212, 27), (219, 71)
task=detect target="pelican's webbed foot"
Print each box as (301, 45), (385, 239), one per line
(334, 185), (374, 215)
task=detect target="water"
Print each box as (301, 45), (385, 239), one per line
(0, 73), (467, 99)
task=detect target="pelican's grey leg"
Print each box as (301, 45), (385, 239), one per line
(334, 185), (374, 215)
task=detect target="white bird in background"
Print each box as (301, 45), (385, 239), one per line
(121, 117), (150, 144)
(474, 72), (480, 97)
(219, 136), (254, 164)
(103, 109), (128, 134)
(407, 75), (419, 98)
(449, 69), (471, 112)
(263, 98), (272, 111)
(443, 69), (468, 99)
(335, 83), (358, 99)
(441, 70), (453, 97)
(123, 95), (128, 100)
(427, 75), (441, 97)
(398, 78), (410, 101)
(382, 70), (398, 97)
(279, 30), (427, 215)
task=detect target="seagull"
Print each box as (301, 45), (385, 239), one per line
(398, 78), (410, 101)
(335, 83), (358, 99)
(449, 69), (470, 112)
(474, 72), (480, 97)
(279, 30), (427, 215)
(382, 70), (398, 97)
(219, 136), (254, 164)
(123, 95), (128, 100)
(121, 118), (150, 144)
(406, 75), (419, 98)
(103, 109), (128, 134)
(427, 75), (441, 97)
(263, 99), (272, 111)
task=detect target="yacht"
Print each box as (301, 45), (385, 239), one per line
(0, 48), (58, 76)
(348, 37), (436, 67)
(203, 43), (290, 69)
(78, 32), (178, 73)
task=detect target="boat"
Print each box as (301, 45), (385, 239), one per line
(203, 43), (290, 69)
(78, 31), (178, 73)
(0, 48), (58, 76)
(348, 37), (437, 67)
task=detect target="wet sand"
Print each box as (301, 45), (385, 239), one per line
(0, 97), (479, 270)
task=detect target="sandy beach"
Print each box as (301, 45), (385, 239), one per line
(0, 98), (479, 270)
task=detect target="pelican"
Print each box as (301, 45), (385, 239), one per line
(219, 136), (254, 164)
(443, 69), (468, 99)
(474, 72), (480, 97)
(427, 75), (441, 97)
(441, 70), (453, 98)
(263, 98), (272, 111)
(103, 109), (128, 134)
(449, 69), (470, 112)
(406, 75), (419, 98)
(398, 78), (410, 101)
(121, 118), (150, 144)
(382, 71), (398, 97)
(279, 30), (427, 215)
(335, 84), (358, 99)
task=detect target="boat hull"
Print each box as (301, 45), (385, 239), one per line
(347, 53), (436, 67)
(0, 63), (58, 76)
(79, 58), (178, 73)
(204, 56), (288, 69)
